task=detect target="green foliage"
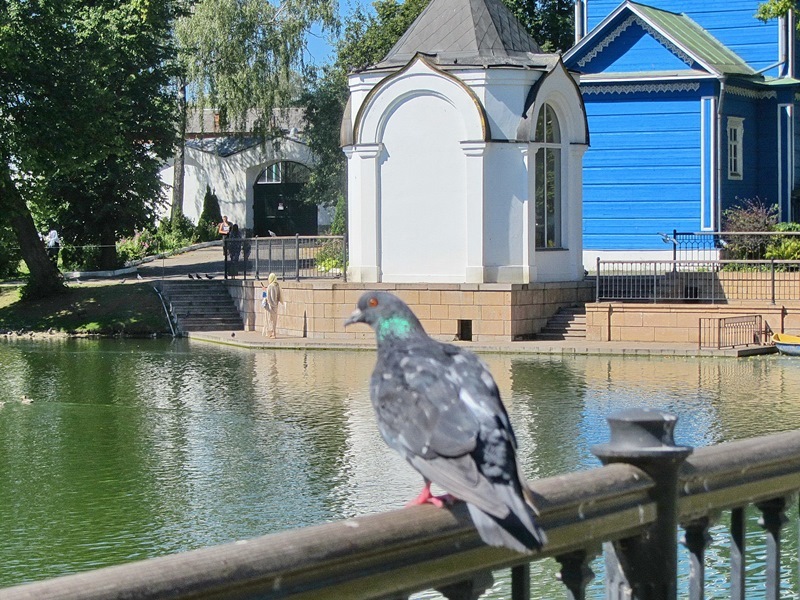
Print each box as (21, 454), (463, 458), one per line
(116, 231), (157, 265)
(766, 222), (800, 260)
(722, 198), (778, 259)
(330, 194), (347, 236)
(176, 0), (337, 135)
(0, 227), (22, 280)
(196, 185), (223, 242)
(1, 0), (184, 291)
(155, 215), (198, 253)
(315, 238), (346, 272)
(503, 0), (575, 52)
(755, 0), (796, 23)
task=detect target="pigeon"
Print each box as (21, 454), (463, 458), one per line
(344, 291), (546, 554)
(205, 274), (214, 280)
(188, 273), (194, 279)
(119, 279), (127, 284)
(195, 273), (202, 280)
(137, 273), (144, 280)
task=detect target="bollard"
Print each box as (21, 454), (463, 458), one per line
(592, 408), (692, 600)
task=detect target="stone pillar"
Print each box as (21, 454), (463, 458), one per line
(345, 143), (382, 282)
(461, 141), (487, 283)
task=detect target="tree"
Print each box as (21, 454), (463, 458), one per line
(176, 0), (338, 136)
(1, 0), (183, 293)
(504, 0), (574, 53)
(755, 0), (796, 23)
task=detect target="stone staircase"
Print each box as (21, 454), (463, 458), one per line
(537, 305), (586, 340)
(159, 280), (243, 333)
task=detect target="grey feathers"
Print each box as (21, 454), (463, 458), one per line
(345, 291), (546, 553)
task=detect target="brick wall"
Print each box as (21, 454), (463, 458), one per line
(586, 303), (800, 343)
(226, 280), (593, 341)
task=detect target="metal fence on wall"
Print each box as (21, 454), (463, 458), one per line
(223, 235), (346, 281)
(596, 258), (800, 303)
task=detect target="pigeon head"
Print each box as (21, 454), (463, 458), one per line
(344, 291), (425, 342)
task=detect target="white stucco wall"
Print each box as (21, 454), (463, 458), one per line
(345, 55), (588, 284)
(159, 138), (315, 231)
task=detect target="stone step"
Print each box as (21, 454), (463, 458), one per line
(159, 280), (243, 333)
(538, 305), (587, 340)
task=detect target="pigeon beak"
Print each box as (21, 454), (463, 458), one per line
(344, 308), (364, 327)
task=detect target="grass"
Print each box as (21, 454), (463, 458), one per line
(0, 282), (170, 335)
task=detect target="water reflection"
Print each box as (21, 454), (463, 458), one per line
(2, 339), (800, 597)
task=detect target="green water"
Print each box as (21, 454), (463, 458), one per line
(2, 338), (800, 597)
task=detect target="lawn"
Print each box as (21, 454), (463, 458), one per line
(0, 282), (170, 335)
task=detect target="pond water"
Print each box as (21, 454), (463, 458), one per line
(2, 338), (800, 597)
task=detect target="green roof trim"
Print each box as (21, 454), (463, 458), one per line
(627, 2), (755, 76)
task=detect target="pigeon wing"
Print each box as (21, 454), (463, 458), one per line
(371, 344), (518, 517)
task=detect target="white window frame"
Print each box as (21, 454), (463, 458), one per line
(533, 103), (563, 249)
(727, 117), (744, 180)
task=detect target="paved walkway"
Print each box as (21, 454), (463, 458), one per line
(129, 245), (776, 358)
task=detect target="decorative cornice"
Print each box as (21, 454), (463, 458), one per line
(583, 81), (700, 95)
(577, 14), (693, 69)
(727, 85), (777, 100)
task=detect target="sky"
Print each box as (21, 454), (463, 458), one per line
(304, 0), (377, 66)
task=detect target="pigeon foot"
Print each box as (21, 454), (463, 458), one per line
(406, 484), (455, 508)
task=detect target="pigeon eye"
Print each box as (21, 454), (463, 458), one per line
(368, 297), (379, 307)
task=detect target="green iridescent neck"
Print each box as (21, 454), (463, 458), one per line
(377, 315), (414, 341)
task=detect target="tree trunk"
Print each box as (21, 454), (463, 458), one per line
(171, 76), (187, 221)
(99, 227), (118, 271)
(0, 164), (65, 298)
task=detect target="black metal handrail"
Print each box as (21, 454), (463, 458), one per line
(596, 258), (800, 303)
(223, 234), (347, 282)
(2, 411), (799, 600)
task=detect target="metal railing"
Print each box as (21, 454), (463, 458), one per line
(2, 410), (800, 600)
(662, 230), (800, 262)
(596, 258), (800, 303)
(223, 235), (346, 281)
(698, 315), (764, 349)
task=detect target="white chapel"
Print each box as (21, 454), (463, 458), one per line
(342, 0), (589, 284)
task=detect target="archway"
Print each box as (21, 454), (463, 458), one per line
(252, 161), (314, 236)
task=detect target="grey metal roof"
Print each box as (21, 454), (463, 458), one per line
(373, 0), (545, 69)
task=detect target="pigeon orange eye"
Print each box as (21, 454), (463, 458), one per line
(368, 297), (379, 307)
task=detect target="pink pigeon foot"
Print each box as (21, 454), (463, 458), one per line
(406, 482), (456, 508)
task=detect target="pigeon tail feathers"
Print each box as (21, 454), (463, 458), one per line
(466, 484), (546, 553)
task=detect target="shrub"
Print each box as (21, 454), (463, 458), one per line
(766, 222), (800, 260)
(196, 186), (222, 242)
(155, 215), (198, 253)
(116, 230), (156, 265)
(721, 198), (778, 259)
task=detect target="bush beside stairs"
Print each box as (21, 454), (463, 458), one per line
(159, 280), (243, 333)
(537, 305), (586, 340)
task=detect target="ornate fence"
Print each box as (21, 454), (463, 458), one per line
(698, 315), (765, 349)
(223, 235), (346, 281)
(2, 410), (800, 600)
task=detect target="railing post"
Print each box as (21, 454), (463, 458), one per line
(682, 517), (711, 600)
(435, 571), (493, 600)
(757, 497), (788, 600)
(730, 507), (746, 600)
(556, 550), (596, 600)
(771, 259), (776, 304)
(595, 257), (600, 302)
(592, 409), (692, 600)
(295, 233), (300, 282)
(254, 238), (260, 279)
(342, 233), (348, 282)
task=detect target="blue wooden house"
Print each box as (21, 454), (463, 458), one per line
(563, 0), (799, 262)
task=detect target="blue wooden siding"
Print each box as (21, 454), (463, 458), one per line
(579, 23), (696, 73)
(719, 93), (760, 213)
(582, 93), (701, 250)
(584, 1), (779, 74)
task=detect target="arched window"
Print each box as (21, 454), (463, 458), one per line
(534, 103), (562, 248)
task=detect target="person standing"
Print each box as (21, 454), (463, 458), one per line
(227, 223), (242, 278)
(260, 273), (282, 338)
(218, 216), (231, 258)
(46, 228), (60, 264)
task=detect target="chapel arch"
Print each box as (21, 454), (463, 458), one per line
(252, 160), (314, 236)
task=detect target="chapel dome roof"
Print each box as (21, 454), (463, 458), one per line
(371, 0), (546, 69)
